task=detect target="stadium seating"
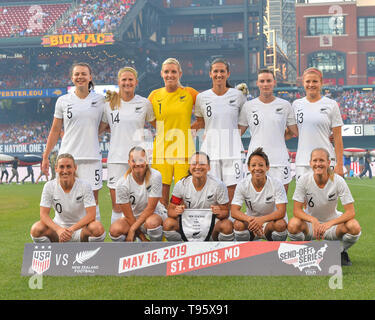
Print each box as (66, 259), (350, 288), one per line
(0, 3), (72, 38)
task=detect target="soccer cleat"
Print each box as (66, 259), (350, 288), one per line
(341, 250), (352, 266)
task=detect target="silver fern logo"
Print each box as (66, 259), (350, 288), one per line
(73, 247), (101, 265)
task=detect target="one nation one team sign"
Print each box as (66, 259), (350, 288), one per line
(21, 241), (341, 276)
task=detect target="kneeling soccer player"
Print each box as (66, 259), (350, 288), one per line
(231, 147), (288, 241)
(109, 146), (167, 242)
(163, 152), (234, 241)
(30, 153), (105, 243)
(288, 148), (361, 266)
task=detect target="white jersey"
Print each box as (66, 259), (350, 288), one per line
(232, 174), (288, 219)
(115, 168), (162, 218)
(172, 174), (229, 209)
(54, 91), (105, 160)
(102, 95), (155, 163)
(195, 88), (246, 160)
(40, 178), (96, 227)
(239, 97), (296, 166)
(292, 96), (343, 166)
(292, 172), (354, 223)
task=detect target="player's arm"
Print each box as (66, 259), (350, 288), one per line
(167, 195), (185, 218)
(317, 202), (355, 239)
(285, 124), (298, 140)
(238, 125), (248, 136)
(42, 117), (63, 176)
(191, 116), (205, 131)
(255, 203), (286, 225)
(40, 205), (68, 241)
(211, 203), (229, 220)
(98, 121), (110, 135)
(68, 205), (96, 234)
(293, 200), (320, 238)
(332, 126), (344, 176)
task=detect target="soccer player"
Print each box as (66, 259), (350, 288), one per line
(41, 62), (105, 220)
(109, 146), (166, 242)
(293, 67), (344, 181)
(100, 67), (156, 224)
(30, 153), (105, 243)
(148, 58), (198, 207)
(193, 58), (247, 202)
(288, 148), (361, 266)
(238, 69), (298, 193)
(231, 147), (288, 241)
(163, 152), (234, 242)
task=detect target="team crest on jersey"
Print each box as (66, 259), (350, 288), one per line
(180, 95), (186, 102)
(275, 107), (283, 114)
(320, 107), (328, 114)
(32, 246), (52, 274)
(328, 192), (337, 201)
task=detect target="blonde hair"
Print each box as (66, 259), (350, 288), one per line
(310, 148), (334, 181)
(303, 67), (323, 82)
(124, 146), (151, 187)
(161, 58), (183, 88)
(105, 67), (138, 110)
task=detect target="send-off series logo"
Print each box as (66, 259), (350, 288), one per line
(278, 243), (328, 275)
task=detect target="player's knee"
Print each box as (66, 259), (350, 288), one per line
(88, 221), (105, 237)
(30, 221), (45, 237)
(345, 219), (361, 235)
(163, 217), (178, 231)
(274, 219), (287, 232)
(287, 217), (302, 234)
(218, 219), (233, 234)
(233, 219), (246, 231)
(109, 222), (124, 237)
(145, 214), (162, 230)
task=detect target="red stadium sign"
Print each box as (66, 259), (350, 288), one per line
(41, 33), (114, 48)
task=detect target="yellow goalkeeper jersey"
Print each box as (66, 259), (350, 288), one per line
(148, 87), (198, 161)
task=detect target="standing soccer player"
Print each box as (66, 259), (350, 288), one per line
(238, 69), (298, 193)
(101, 67), (156, 224)
(42, 63), (105, 220)
(288, 148), (361, 266)
(30, 153), (105, 243)
(231, 148), (288, 241)
(193, 58), (247, 202)
(148, 58), (198, 207)
(293, 67), (344, 181)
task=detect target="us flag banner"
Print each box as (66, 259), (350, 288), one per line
(350, 161), (360, 175)
(32, 246), (52, 274)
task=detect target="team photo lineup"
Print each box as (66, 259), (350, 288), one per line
(24, 58), (360, 268)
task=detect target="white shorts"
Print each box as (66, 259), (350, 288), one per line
(305, 222), (338, 241)
(209, 159), (243, 186)
(76, 159), (102, 191)
(268, 164), (292, 185)
(107, 163), (129, 189)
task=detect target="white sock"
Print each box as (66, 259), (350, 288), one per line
(109, 233), (125, 242)
(147, 225), (163, 242)
(218, 232), (235, 241)
(31, 235), (50, 243)
(342, 232), (361, 251)
(111, 211), (123, 225)
(288, 231), (305, 241)
(95, 205), (101, 221)
(88, 231), (106, 242)
(234, 230), (250, 241)
(163, 230), (182, 242)
(271, 230), (288, 241)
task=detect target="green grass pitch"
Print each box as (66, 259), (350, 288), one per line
(0, 178), (374, 300)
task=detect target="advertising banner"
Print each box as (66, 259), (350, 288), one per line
(21, 241), (341, 277)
